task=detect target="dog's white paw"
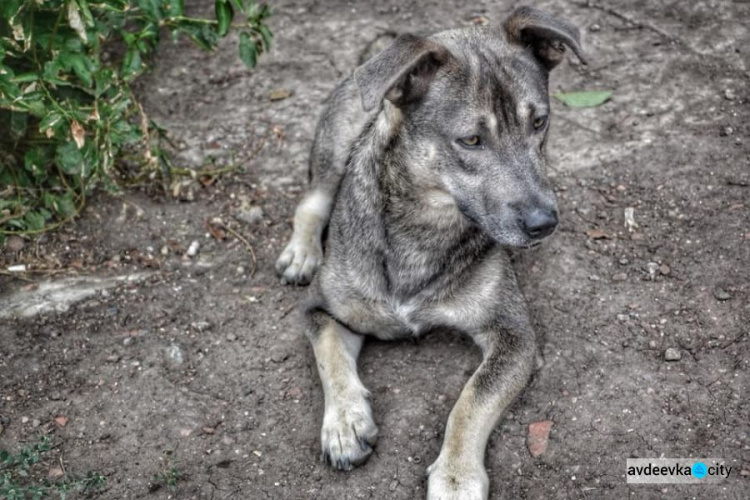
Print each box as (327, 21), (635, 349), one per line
(320, 401), (378, 471)
(426, 459), (489, 500)
(275, 238), (322, 285)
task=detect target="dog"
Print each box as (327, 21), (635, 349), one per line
(275, 7), (585, 499)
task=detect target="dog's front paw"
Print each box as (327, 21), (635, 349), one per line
(320, 403), (378, 471)
(426, 459), (489, 500)
(275, 238), (322, 285)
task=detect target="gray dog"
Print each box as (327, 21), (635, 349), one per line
(276, 7), (584, 499)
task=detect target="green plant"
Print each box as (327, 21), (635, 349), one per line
(0, 0), (272, 244)
(0, 436), (107, 499)
(152, 449), (181, 493)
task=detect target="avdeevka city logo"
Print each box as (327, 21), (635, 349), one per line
(626, 458), (731, 484)
(691, 461), (707, 479)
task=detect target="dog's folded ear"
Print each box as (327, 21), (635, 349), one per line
(504, 6), (586, 70)
(354, 34), (451, 112)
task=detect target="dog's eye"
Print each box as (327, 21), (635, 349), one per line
(458, 135), (482, 148)
(533, 116), (548, 130)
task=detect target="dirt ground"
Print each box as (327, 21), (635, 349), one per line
(1, 0), (749, 499)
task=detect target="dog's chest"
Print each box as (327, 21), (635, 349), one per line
(323, 250), (507, 340)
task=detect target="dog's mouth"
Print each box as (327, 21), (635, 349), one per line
(460, 208), (557, 249)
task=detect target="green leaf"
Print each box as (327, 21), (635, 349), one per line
(10, 72), (37, 83)
(94, 68), (114, 97)
(0, 0), (23, 21)
(215, 0), (234, 37)
(257, 24), (272, 51)
(122, 48), (142, 79)
(39, 111), (65, 138)
(238, 32), (257, 69)
(55, 194), (76, 217)
(24, 211), (46, 231)
(0, 77), (21, 101)
(168, 0), (185, 17)
(24, 147), (50, 179)
(75, 0), (95, 27)
(56, 141), (84, 175)
(229, 0), (245, 14)
(15, 90), (47, 117)
(552, 90), (613, 108)
(59, 51), (93, 87)
(179, 22), (219, 51)
(10, 111), (27, 139)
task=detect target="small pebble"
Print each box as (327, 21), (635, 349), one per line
(721, 126), (734, 136)
(235, 206), (265, 225)
(187, 240), (200, 257)
(165, 344), (185, 366)
(270, 349), (289, 363)
(5, 235), (25, 253)
(191, 320), (212, 333)
(527, 420), (553, 457)
(226, 333), (237, 342)
(589, 23), (601, 32)
(664, 348), (682, 361)
(659, 264), (671, 275)
(612, 273), (628, 282)
(713, 289), (731, 301)
(724, 88), (736, 101)
(269, 88), (293, 101)
(619, 258), (629, 265)
(617, 314), (628, 322)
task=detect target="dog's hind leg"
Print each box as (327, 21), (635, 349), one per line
(306, 308), (378, 470)
(427, 320), (537, 500)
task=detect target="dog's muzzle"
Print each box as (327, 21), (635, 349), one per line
(519, 207), (558, 240)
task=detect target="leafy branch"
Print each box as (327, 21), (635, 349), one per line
(0, 0), (272, 245)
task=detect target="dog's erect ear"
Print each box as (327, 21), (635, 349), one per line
(504, 6), (586, 70)
(354, 34), (450, 112)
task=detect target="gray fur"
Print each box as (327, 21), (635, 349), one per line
(276, 7), (584, 499)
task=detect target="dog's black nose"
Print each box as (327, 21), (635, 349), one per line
(521, 208), (558, 240)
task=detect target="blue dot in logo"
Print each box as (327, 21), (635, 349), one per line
(692, 462), (707, 479)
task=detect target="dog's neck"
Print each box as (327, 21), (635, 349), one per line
(343, 103), (493, 296)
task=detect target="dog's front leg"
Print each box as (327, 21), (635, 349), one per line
(427, 322), (536, 500)
(276, 188), (334, 285)
(306, 309), (379, 471)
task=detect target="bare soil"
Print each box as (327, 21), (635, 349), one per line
(1, 1), (749, 499)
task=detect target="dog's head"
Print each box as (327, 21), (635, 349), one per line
(354, 7), (585, 247)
